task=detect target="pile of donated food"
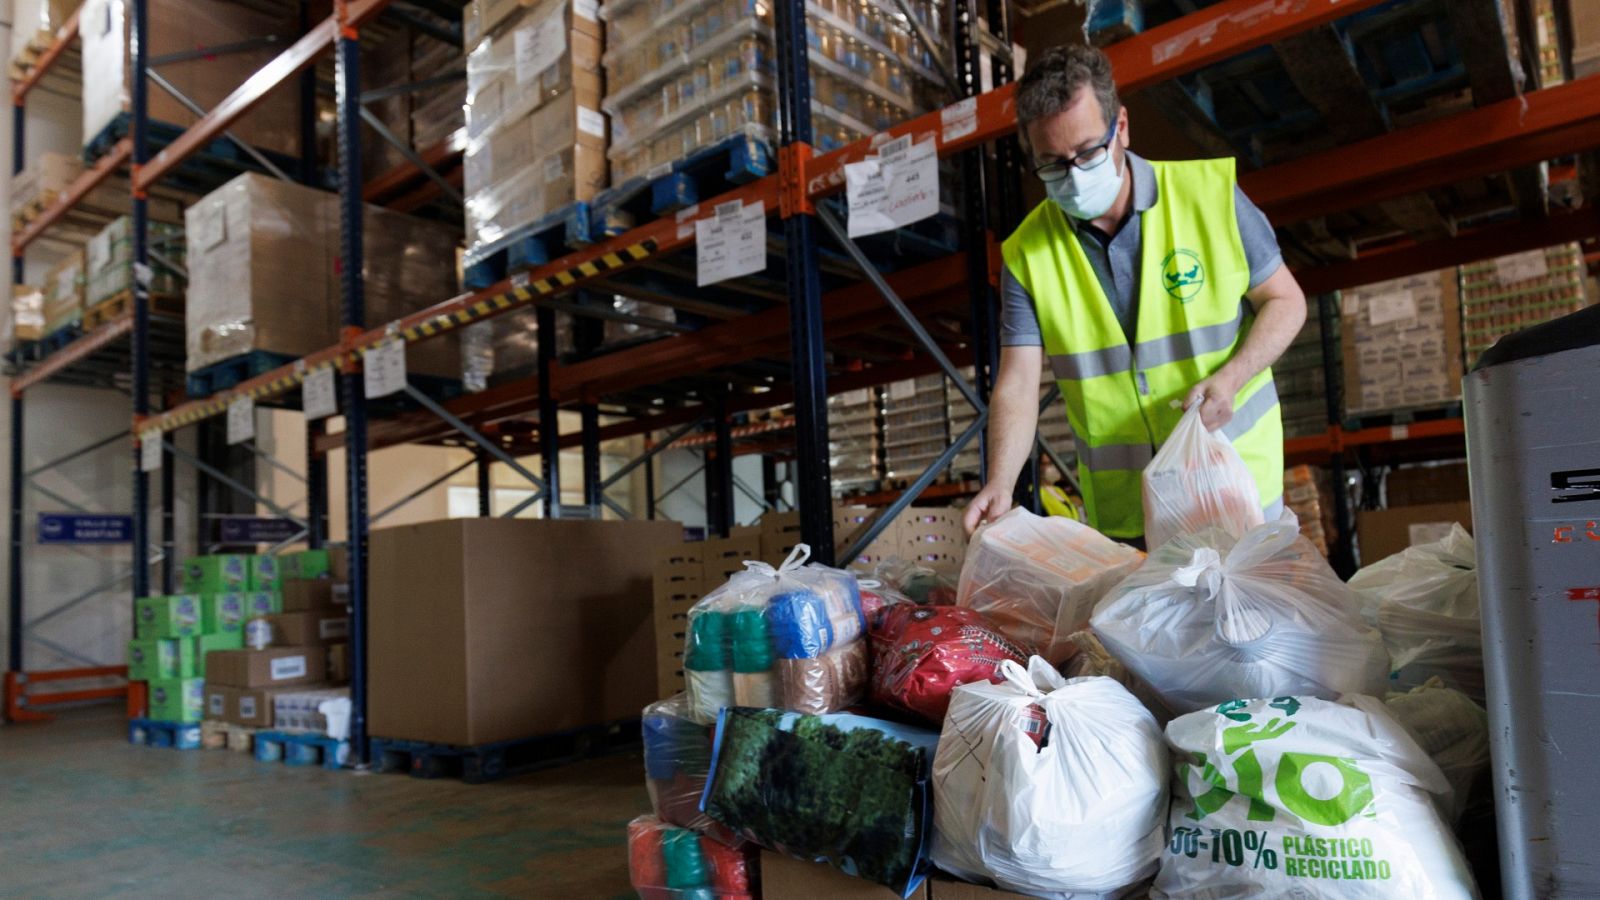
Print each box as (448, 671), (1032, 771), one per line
(629, 407), (1490, 899)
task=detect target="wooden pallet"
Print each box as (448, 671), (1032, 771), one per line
(200, 719), (258, 752)
(82, 290), (183, 330)
(370, 718), (641, 784)
(9, 190), (58, 231)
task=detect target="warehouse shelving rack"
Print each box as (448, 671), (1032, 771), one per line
(6, 0), (1599, 751)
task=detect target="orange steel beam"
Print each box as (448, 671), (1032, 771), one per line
(1245, 76), (1600, 224)
(1296, 207), (1600, 294)
(1283, 419), (1466, 464)
(11, 6), (79, 104)
(133, 0), (392, 192)
(11, 137), (131, 254)
(802, 0), (1392, 197)
(4, 666), (128, 723)
(10, 314), (134, 396)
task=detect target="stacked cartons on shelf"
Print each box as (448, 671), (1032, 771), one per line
(411, 32), (468, 151)
(463, 0), (606, 257)
(829, 388), (882, 493)
(883, 374), (950, 482)
(1459, 244), (1591, 369)
(1275, 311), (1333, 439)
(948, 366), (981, 480)
(9, 152), (79, 226)
(362, 28), (415, 177)
(8, 0), (74, 77)
(85, 216), (184, 308)
(79, 0), (303, 157)
(600, 0), (947, 183)
(8, 285), (44, 343)
(41, 250), (84, 335)
(1283, 464), (1336, 557)
(1036, 362), (1074, 464)
(1338, 270), (1463, 418)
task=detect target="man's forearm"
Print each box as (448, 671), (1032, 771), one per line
(984, 378), (1041, 492)
(1217, 269), (1308, 391)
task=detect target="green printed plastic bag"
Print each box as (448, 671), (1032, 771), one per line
(1155, 695), (1478, 899)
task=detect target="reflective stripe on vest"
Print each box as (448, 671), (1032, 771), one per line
(1002, 156), (1285, 537)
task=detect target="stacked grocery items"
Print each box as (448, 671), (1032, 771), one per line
(9, 152), (80, 230)
(600, 0), (947, 185)
(1283, 463), (1337, 557)
(829, 388), (883, 494)
(8, 285), (44, 346)
(947, 366), (982, 481)
(84, 216), (185, 310)
(41, 250), (84, 338)
(1459, 243), (1592, 368)
(1276, 310), (1334, 439)
(1339, 269), (1463, 418)
(884, 375), (953, 482)
(462, 0), (605, 262)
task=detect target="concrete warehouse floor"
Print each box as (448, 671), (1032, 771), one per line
(0, 706), (647, 897)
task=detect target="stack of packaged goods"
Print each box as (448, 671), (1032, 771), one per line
(9, 152), (80, 229)
(828, 388), (882, 495)
(1339, 269), (1463, 419)
(600, 0), (947, 186)
(9, 0), (75, 80)
(1276, 310), (1333, 438)
(462, 0), (605, 263)
(883, 375), (951, 483)
(1283, 463), (1337, 557)
(1459, 243), (1592, 368)
(8, 285), (44, 346)
(84, 216), (184, 311)
(41, 250), (84, 337)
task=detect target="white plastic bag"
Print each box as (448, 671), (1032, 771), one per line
(1143, 404), (1263, 550)
(1154, 695), (1479, 899)
(1385, 679), (1490, 824)
(933, 658), (1168, 898)
(1350, 524), (1482, 700)
(956, 508), (1144, 664)
(1091, 516), (1389, 714)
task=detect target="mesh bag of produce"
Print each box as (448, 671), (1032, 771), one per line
(868, 603), (1035, 726)
(627, 815), (756, 900)
(1091, 516), (1389, 715)
(684, 545), (868, 724)
(1154, 695), (1478, 899)
(1350, 524), (1483, 701)
(956, 508), (1143, 664)
(702, 707), (939, 897)
(1143, 404), (1264, 551)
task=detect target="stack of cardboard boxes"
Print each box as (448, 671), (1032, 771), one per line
(1339, 270), (1463, 418)
(1356, 462), (1473, 565)
(41, 250), (84, 337)
(1459, 244), (1592, 369)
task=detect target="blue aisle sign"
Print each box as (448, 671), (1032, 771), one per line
(217, 516), (301, 544)
(37, 513), (133, 544)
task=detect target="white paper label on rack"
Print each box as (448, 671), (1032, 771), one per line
(543, 155), (564, 184)
(577, 106), (606, 138)
(1367, 288), (1417, 327)
(514, 16), (567, 84)
(133, 262), (153, 290)
(195, 202), (227, 251)
(363, 338), (408, 399)
(695, 201), (767, 286)
(844, 137), (939, 238)
(1494, 248), (1548, 285)
(675, 204), (700, 223)
(226, 396), (255, 445)
(574, 0), (599, 21)
(941, 97), (978, 143)
(140, 433), (162, 473)
(303, 365), (338, 420)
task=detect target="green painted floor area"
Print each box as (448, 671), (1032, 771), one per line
(0, 707), (649, 898)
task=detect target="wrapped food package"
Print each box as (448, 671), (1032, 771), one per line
(1143, 404), (1264, 550)
(702, 707), (939, 897)
(868, 603), (1035, 726)
(643, 694), (742, 845)
(683, 546), (867, 724)
(956, 508), (1143, 664)
(1091, 516), (1389, 715)
(627, 815), (756, 899)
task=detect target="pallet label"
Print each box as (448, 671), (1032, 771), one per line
(140, 434), (162, 473)
(941, 97), (977, 143)
(364, 337), (408, 399)
(845, 136), (938, 238)
(696, 200), (765, 286)
(304, 365), (337, 419)
(227, 396), (255, 445)
(270, 656), (307, 681)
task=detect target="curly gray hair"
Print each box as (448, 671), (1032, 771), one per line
(1015, 44), (1121, 130)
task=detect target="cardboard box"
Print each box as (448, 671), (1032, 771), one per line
(1341, 271), (1464, 416)
(652, 545), (704, 699)
(280, 546), (347, 582)
(41, 251), (84, 332)
(326, 642), (350, 684)
(268, 611), (350, 647)
(206, 684), (282, 728)
(201, 592), (247, 634)
(205, 647), (326, 689)
(1357, 501), (1474, 565)
(281, 579), (339, 612)
(134, 594), (202, 640)
(902, 508), (967, 575)
(182, 554), (250, 594)
(250, 556), (281, 591)
(127, 639), (161, 681)
(759, 851), (929, 899)
(701, 535), (763, 585)
(193, 632), (244, 677)
(1386, 463), (1470, 508)
(273, 688), (348, 733)
(758, 510), (806, 562)
(368, 517), (681, 746)
(148, 677), (205, 723)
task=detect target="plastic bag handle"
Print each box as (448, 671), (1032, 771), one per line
(1224, 513), (1302, 570)
(742, 543), (811, 578)
(997, 659), (1046, 699)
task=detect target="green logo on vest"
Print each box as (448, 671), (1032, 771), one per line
(1161, 249), (1205, 302)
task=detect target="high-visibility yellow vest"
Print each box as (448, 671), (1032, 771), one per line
(1001, 157), (1284, 538)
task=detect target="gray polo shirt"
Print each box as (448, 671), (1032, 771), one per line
(1001, 151), (1284, 346)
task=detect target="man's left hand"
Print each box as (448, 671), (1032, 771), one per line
(1184, 374), (1238, 432)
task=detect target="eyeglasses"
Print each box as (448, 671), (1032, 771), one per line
(1031, 115), (1118, 183)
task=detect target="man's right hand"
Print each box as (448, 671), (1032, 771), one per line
(963, 482), (1015, 536)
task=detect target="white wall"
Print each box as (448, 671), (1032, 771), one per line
(655, 446), (768, 532)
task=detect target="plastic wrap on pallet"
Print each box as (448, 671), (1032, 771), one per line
(41, 250), (85, 334)
(85, 216), (185, 309)
(464, 0), (606, 258)
(78, 0), (303, 159)
(460, 306), (573, 392)
(627, 814), (757, 899)
(363, 205), (463, 379)
(9, 0), (76, 64)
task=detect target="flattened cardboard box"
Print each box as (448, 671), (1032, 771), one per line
(368, 518), (682, 746)
(205, 647), (326, 689)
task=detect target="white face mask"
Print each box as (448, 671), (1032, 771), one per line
(1046, 145), (1123, 221)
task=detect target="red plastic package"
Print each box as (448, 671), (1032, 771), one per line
(627, 815), (756, 899)
(868, 603), (1036, 725)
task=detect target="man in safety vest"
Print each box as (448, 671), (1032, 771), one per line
(963, 45), (1307, 545)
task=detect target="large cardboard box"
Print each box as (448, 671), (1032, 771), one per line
(1357, 501), (1474, 565)
(206, 647), (326, 689)
(281, 579), (339, 613)
(41, 251), (84, 333)
(193, 632), (244, 677)
(268, 611), (350, 647)
(760, 851), (930, 899)
(1386, 462), (1470, 508)
(369, 518), (682, 746)
(206, 684), (282, 728)
(653, 545), (705, 698)
(1340, 271), (1464, 416)
(702, 535), (763, 584)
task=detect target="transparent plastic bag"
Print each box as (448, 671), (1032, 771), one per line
(683, 545), (867, 724)
(956, 508), (1143, 664)
(702, 707), (939, 897)
(1155, 695), (1479, 900)
(932, 659), (1168, 898)
(1090, 516), (1390, 715)
(868, 604), (1034, 725)
(1350, 524), (1482, 701)
(643, 694), (742, 845)
(627, 815), (757, 899)
(1385, 678), (1490, 824)
(873, 555), (958, 605)
(1142, 404), (1264, 550)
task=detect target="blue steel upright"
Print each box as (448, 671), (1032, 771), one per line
(335, 33), (372, 764)
(774, 0), (833, 562)
(130, 0), (151, 603)
(8, 88), (25, 673)
(536, 305), (560, 518)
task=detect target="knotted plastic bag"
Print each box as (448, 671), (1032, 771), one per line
(1091, 516), (1389, 715)
(1350, 524), (1482, 701)
(1143, 403), (1263, 549)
